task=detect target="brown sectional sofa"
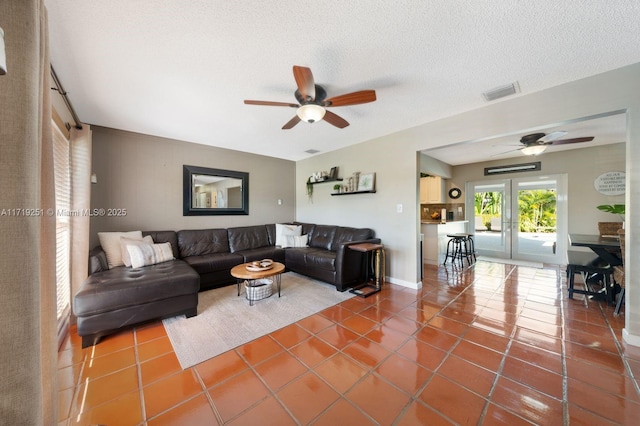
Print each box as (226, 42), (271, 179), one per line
(75, 223), (379, 347)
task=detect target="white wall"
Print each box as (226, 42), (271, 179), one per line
(90, 126), (296, 247)
(296, 62), (640, 345)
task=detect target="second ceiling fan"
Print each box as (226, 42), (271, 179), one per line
(494, 131), (595, 156)
(244, 65), (376, 129)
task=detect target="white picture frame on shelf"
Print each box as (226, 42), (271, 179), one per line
(358, 173), (375, 191)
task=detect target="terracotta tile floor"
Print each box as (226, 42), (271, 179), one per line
(58, 261), (640, 425)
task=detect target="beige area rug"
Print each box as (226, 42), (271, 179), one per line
(477, 256), (544, 268)
(163, 272), (353, 369)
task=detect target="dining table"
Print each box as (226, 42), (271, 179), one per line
(568, 233), (622, 266)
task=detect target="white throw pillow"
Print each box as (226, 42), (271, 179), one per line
(98, 231), (143, 269)
(276, 224), (302, 248)
(120, 235), (154, 267)
(127, 242), (175, 268)
(284, 234), (308, 248)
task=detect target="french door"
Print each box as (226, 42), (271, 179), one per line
(466, 174), (567, 264)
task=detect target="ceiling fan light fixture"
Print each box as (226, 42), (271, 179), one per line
(521, 145), (547, 156)
(296, 104), (326, 123)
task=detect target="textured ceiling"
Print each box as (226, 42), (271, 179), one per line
(46, 1), (640, 161)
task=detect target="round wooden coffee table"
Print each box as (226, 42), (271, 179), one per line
(230, 262), (285, 305)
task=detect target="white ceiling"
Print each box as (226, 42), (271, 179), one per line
(45, 1), (640, 162)
(425, 112), (627, 166)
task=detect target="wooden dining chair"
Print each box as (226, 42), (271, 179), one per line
(613, 228), (625, 315)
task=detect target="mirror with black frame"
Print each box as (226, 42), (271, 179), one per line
(183, 165), (249, 215)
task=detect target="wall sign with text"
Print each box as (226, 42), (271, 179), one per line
(594, 171), (625, 195)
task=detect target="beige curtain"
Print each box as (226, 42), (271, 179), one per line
(0, 1), (58, 424)
(70, 125), (92, 314)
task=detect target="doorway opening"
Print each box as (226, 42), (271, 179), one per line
(467, 174), (567, 264)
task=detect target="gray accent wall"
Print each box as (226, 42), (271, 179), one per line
(89, 126), (296, 247)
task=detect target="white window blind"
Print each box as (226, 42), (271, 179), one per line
(53, 125), (71, 322)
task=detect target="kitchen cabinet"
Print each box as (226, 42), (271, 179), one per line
(420, 176), (444, 204)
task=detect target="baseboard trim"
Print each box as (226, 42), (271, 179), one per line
(623, 328), (640, 347)
(385, 276), (422, 290)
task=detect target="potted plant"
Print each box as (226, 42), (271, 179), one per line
(597, 204), (625, 218)
(597, 204), (625, 235)
(333, 183), (341, 194)
(306, 177), (313, 202)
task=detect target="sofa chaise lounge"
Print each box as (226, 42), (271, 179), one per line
(75, 223), (379, 347)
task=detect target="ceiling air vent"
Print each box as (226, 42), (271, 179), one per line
(483, 82), (520, 102)
(304, 149), (320, 154)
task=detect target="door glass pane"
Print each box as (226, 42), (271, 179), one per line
(472, 182), (508, 258)
(514, 180), (557, 258)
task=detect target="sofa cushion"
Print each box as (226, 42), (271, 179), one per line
(274, 223), (302, 247)
(89, 246), (109, 274)
(265, 224), (277, 246)
(178, 229), (230, 257)
(127, 242), (175, 268)
(143, 230), (180, 259)
(98, 230), (143, 268)
(331, 227), (375, 251)
(306, 249), (337, 271)
(228, 225), (270, 253)
(285, 247), (335, 271)
(234, 246), (285, 263)
(285, 234), (308, 248)
(75, 259), (199, 316)
(121, 235), (154, 267)
(308, 225), (337, 251)
(182, 252), (244, 275)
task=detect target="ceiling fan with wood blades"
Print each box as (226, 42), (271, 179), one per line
(244, 65), (376, 129)
(493, 131), (595, 156)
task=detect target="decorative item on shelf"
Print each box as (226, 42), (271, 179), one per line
(329, 167), (338, 179)
(348, 177), (354, 192)
(333, 184), (341, 193)
(357, 172), (375, 192)
(353, 172), (360, 190)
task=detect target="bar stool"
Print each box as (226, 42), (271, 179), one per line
(443, 233), (475, 266)
(460, 233), (476, 263)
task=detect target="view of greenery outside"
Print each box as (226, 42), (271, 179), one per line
(518, 189), (557, 232)
(474, 190), (556, 233)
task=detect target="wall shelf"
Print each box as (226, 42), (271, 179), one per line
(331, 190), (376, 196)
(309, 178), (343, 185)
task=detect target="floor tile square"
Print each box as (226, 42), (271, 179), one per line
(418, 375), (486, 425)
(314, 353), (368, 393)
(277, 372), (340, 424)
(345, 373), (412, 425)
(253, 351), (308, 391)
(195, 349), (249, 389)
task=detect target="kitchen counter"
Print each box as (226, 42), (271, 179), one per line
(421, 221), (468, 265)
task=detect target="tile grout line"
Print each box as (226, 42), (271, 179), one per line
(558, 267), (570, 426)
(133, 328), (148, 424)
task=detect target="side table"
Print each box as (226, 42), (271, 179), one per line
(348, 243), (385, 298)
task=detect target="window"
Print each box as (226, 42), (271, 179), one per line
(52, 124), (71, 339)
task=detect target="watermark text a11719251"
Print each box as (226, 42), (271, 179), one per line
(0, 208), (127, 217)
